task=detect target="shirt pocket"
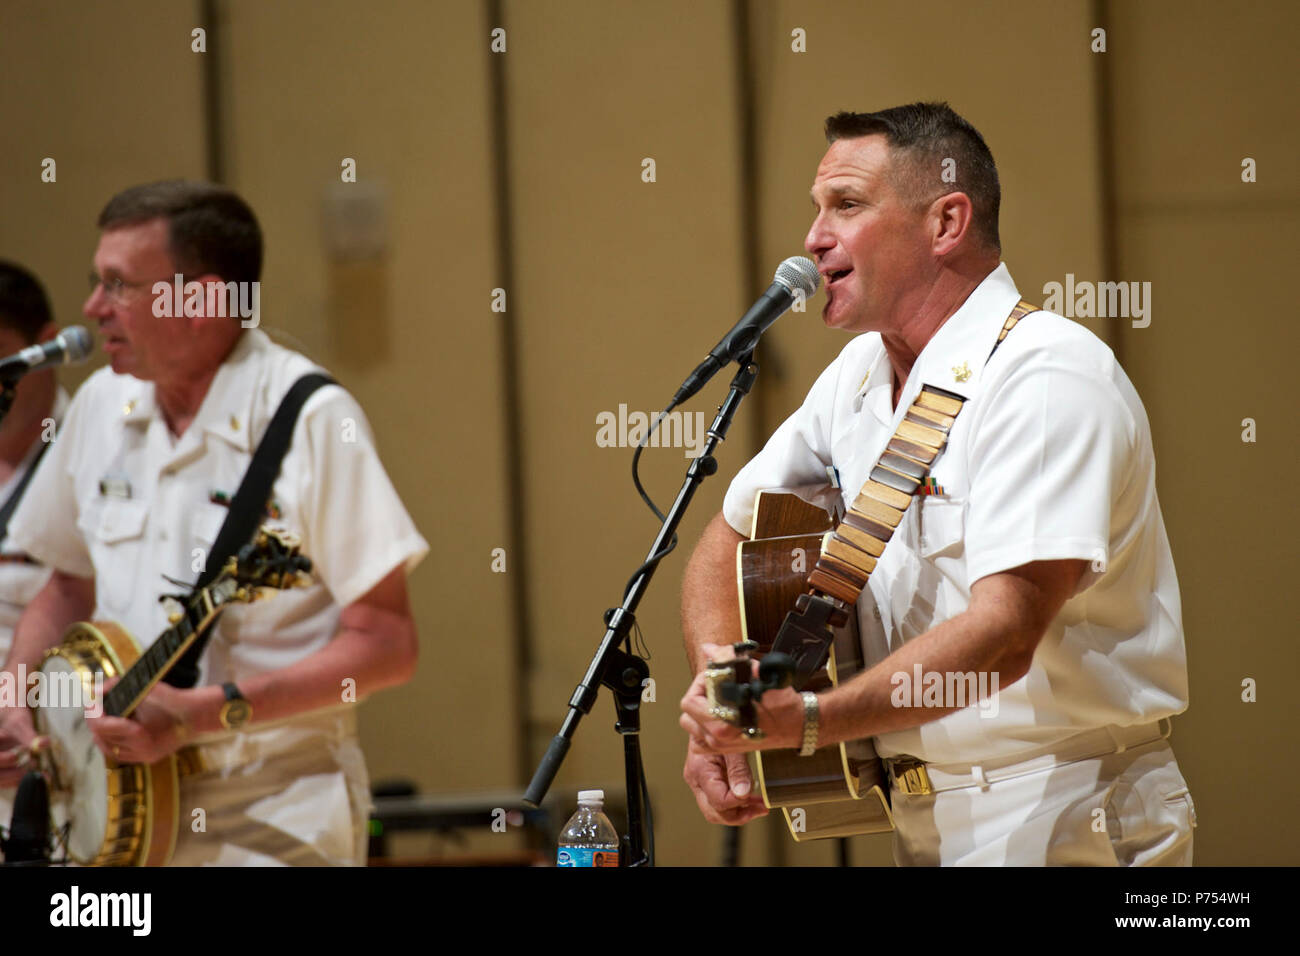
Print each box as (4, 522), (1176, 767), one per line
(190, 504), (227, 552)
(91, 499), (150, 545)
(919, 497), (966, 559)
(79, 500), (149, 615)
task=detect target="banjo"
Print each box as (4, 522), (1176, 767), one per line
(32, 527), (311, 866)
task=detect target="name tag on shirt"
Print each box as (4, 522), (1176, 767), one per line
(98, 475), (132, 499)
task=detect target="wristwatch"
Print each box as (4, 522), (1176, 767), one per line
(218, 682), (252, 730)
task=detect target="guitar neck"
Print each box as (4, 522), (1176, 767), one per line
(103, 581), (235, 719)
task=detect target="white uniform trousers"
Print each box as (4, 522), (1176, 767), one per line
(889, 728), (1196, 866)
(169, 707), (371, 866)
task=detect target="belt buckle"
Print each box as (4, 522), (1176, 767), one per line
(891, 757), (933, 796)
(175, 745), (206, 778)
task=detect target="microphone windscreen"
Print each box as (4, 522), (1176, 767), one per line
(58, 326), (93, 362)
(774, 256), (821, 297)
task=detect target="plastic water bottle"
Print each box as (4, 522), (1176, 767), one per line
(556, 789), (620, 867)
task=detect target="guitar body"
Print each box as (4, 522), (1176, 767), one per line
(35, 622), (180, 867)
(739, 491), (894, 841)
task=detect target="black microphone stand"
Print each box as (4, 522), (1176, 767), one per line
(523, 354), (761, 866)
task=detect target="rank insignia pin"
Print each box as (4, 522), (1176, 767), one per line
(952, 362), (972, 383)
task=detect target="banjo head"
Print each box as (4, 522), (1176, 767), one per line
(35, 651), (109, 863)
(34, 621), (158, 867)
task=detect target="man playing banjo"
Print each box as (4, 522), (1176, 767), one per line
(0, 181), (427, 865)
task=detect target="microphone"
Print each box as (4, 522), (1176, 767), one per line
(0, 326), (93, 383)
(672, 257), (820, 406)
(0, 771), (51, 865)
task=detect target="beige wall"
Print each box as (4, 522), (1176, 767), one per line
(0, 0), (207, 393)
(1108, 0), (1299, 866)
(500, 0), (750, 861)
(0, 0), (1294, 865)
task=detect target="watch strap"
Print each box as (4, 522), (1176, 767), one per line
(798, 691), (820, 757)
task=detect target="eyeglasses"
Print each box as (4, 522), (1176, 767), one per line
(87, 272), (186, 303)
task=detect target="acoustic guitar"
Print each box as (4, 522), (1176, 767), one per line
(32, 527), (311, 866)
(706, 490), (893, 841)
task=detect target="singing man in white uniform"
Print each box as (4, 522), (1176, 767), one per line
(0, 181), (428, 865)
(678, 103), (1194, 866)
(0, 263), (69, 838)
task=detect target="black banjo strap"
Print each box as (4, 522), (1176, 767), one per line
(164, 372), (336, 689)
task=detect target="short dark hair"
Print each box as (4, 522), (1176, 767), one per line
(0, 260), (53, 343)
(97, 180), (263, 283)
(825, 102), (1001, 253)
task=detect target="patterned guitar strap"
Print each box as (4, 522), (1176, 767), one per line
(771, 299), (1039, 684)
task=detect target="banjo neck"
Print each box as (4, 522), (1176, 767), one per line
(103, 578), (240, 719)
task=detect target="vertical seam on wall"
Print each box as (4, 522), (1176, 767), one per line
(733, 0), (769, 452)
(486, 0), (534, 789)
(199, 0), (225, 183)
(733, 0), (787, 869)
(1091, 0), (1122, 361)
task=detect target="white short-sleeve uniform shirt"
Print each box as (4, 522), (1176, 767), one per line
(0, 388), (68, 659)
(722, 264), (1187, 766)
(8, 329), (429, 691)
(7, 331), (428, 864)
(0, 387), (68, 828)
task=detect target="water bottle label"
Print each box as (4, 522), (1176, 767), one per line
(556, 847), (619, 867)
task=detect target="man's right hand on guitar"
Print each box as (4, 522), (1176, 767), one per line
(683, 740), (768, 826)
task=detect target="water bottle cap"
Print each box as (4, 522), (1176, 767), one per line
(577, 789), (604, 805)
